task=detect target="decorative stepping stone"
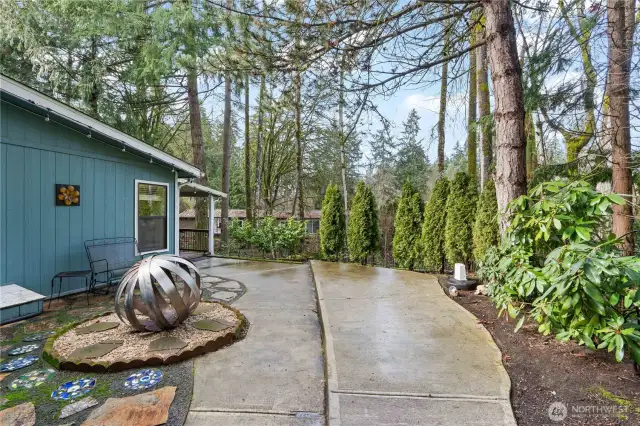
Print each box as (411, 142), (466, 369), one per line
(75, 322), (120, 335)
(59, 396), (99, 419)
(0, 402), (35, 426)
(8, 344), (39, 356)
(51, 378), (96, 401)
(124, 369), (163, 390)
(209, 291), (237, 301)
(148, 337), (187, 352)
(191, 304), (214, 315)
(23, 330), (56, 342)
(1, 354), (38, 372)
(217, 281), (242, 290)
(81, 386), (176, 426)
(69, 342), (122, 359)
(9, 369), (55, 390)
(193, 319), (234, 332)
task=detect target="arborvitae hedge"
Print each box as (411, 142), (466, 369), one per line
(320, 184), (346, 260)
(421, 177), (450, 272)
(472, 179), (499, 262)
(392, 181), (424, 270)
(444, 172), (478, 266)
(347, 182), (380, 264)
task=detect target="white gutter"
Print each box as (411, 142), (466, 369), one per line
(0, 75), (203, 178)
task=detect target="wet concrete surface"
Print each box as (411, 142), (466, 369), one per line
(185, 259), (325, 426)
(310, 260), (516, 426)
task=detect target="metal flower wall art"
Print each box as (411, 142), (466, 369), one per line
(56, 184), (80, 206)
(115, 255), (201, 332)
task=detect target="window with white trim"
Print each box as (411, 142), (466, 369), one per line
(136, 180), (169, 253)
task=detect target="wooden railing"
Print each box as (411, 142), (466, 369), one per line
(179, 229), (209, 252)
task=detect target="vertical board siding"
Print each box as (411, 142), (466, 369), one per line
(1, 102), (176, 297)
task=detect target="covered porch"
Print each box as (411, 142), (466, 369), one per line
(178, 181), (227, 256)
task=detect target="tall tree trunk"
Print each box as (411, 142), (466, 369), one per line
(254, 75), (265, 215)
(294, 70), (304, 219)
(608, 0), (635, 255)
(339, 59), (349, 225)
(477, 19), (492, 188)
(66, 50), (73, 103)
(481, 0), (527, 231)
(186, 1), (207, 230)
(437, 5), (450, 175)
(525, 111), (538, 182)
(88, 37), (99, 117)
(244, 75), (253, 224)
(558, 0), (596, 162)
(437, 64), (448, 175)
(221, 75), (232, 243)
(467, 32), (477, 180)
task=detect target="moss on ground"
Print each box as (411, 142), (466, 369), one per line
(589, 386), (640, 421)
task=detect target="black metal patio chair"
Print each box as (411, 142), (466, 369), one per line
(84, 237), (140, 294)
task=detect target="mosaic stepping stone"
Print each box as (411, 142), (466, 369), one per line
(75, 322), (120, 334)
(148, 337), (187, 352)
(193, 319), (234, 332)
(7, 344), (39, 356)
(51, 378), (96, 401)
(124, 369), (163, 390)
(0, 355), (38, 372)
(9, 369), (55, 390)
(23, 330), (56, 342)
(69, 342), (122, 359)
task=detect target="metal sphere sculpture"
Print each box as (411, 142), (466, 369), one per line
(115, 255), (201, 332)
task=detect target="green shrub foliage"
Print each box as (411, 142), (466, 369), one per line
(347, 181), (380, 264)
(320, 183), (346, 260)
(444, 172), (478, 266)
(229, 216), (307, 258)
(421, 177), (450, 272)
(479, 180), (640, 363)
(472, 179), (499, 262)
(392, 181), (424, 270)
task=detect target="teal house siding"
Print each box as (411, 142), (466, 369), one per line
(0, 101), (176, 298)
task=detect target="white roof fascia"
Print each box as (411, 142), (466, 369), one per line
(0, 75), (203, 178)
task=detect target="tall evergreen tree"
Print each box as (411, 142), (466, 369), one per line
(444, 172), (478, 267)
(472, 179), (499, 262)
(320, 184), (346, 261)
(392, 181), (424, 270)
(395, 109), (429, 194)
(421, 177), (450, 272)
(347, 182), (380, 264)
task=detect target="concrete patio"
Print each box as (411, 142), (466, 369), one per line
(184, 258), (515, 425)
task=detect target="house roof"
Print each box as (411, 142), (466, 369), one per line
(179, 181), (227, 198)
(0, 74), (203, 178)
(180, 208), (322, 220)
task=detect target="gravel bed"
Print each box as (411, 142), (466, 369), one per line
(53, 302), (238, 363)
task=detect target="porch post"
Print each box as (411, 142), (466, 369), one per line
(208, 195), (215, 255)
(174, 171), (180, 256)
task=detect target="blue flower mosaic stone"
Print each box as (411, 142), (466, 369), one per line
(124, 369), (163, 390)
(51, 378), (96, 401)
(8, 344), (39, 356)
(23, 331), (56, 342)
(0, 355), (38, 372)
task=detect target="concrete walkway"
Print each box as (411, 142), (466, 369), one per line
(185, 258), (325, 425)
(310, 261), (516, 426)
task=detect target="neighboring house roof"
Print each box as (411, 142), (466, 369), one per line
(179, 209), (322, 220)
(0, 74), (203, 178)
